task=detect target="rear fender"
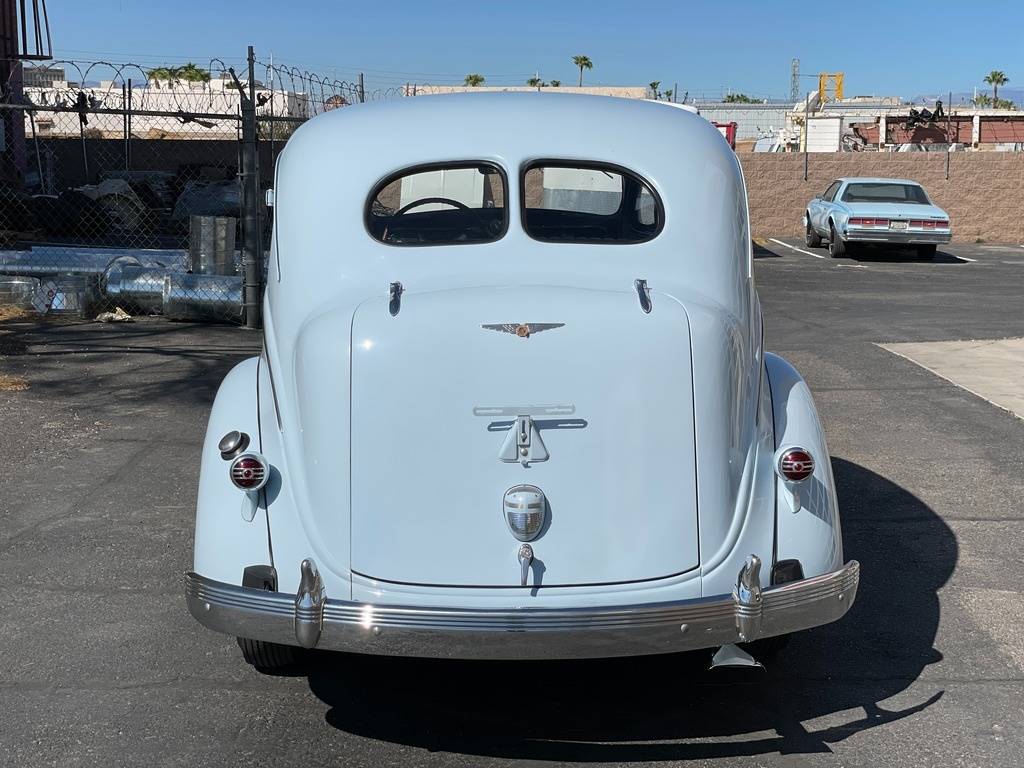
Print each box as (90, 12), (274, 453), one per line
(765, 353), (843, 578)
(193, 357), (272, 584)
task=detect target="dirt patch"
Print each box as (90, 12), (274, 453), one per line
(0, 373), (28, 391)
(0, 305), (32, 322)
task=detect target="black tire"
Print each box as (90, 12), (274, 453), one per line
(916, 244), (937, 261)
(828, 222), (846, 258)
(741, 633), (791, 659)
(237, 636), (301, 672)
(805, 217), (822, 247)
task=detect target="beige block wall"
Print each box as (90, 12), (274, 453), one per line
(738, 153), (1024, 243)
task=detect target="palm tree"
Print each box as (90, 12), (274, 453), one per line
(526, 76), (544, 88)
(984, 70), (1009, 104)
(973, 92), (992, 107)
(463, 73), (485, 87)
(550, 79), (561, 87)
(572, 55), (593, 87)
(147, 62), (210, 84)
(177, 62), (210, 83)
(648, 80), (661, 99)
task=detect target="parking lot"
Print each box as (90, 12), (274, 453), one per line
(2, 239), (1024, 767)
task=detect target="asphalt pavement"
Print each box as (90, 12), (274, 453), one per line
(2, 240), (1024, 767)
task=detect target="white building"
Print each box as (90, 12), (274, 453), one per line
(23, 76), (312, 139)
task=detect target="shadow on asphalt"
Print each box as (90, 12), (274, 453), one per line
(0, 317), (256, 407)
(303, 458), (954, 761)
(753, 242), (781, 259)
(843, 245), (970, 264)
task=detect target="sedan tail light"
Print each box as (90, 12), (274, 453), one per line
(777, 447), (815, 482)
(229, 452), (269, 491)
(848, 217), (889, 227)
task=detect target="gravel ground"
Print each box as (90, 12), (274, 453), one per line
(1, 240), (1023, 767)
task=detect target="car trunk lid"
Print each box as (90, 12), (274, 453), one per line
(349, 285), (700, 587)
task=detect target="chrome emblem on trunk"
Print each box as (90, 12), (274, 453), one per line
(481, 323), (565, 338)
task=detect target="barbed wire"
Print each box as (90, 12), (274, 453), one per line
(256, 58), (408, 115)
(9, 59), (257, 115)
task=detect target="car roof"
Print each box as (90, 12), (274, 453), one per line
(834, 177), (923, 186)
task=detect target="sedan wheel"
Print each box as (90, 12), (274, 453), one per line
(805, 218), (823, 247)
(828, 224), (846, 258)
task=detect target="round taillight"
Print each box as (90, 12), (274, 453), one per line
(778, 448), (815, 482)
(229, 453), (269, 491)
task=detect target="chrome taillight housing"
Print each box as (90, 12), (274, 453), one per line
(777, 447), (815, 482)
(229, 452), (269, 491)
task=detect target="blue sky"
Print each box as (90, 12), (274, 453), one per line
(49, 1), (1021, 100)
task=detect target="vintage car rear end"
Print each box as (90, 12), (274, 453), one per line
(806, 177), (951, 259)
(186, 94), (858, 669)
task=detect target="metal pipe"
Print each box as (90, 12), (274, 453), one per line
(162, 272), (242, 322)
(0, 249), (187, 278)
(239, 45), (263, 329)
(102, 263), (167, 312)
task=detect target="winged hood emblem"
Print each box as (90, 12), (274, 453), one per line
(481, 323), (565, 338)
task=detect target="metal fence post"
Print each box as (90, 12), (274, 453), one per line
(358, 72), (365, 103)
(803, 94), (809, 181)
(122, 83), (128, 170)
(239, 45), (263, 330)
(946, 90), (952, 180)
(126, 78), (133, 170)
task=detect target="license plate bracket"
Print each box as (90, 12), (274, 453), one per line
(889, 221), (909, 231)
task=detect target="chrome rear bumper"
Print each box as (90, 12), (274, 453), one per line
(185, 557), (859, 660)
(844, 230), (951, 245)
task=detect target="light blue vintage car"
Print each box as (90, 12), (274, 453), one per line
(804, 177), (951, 259)
(186, 93), (859, 671)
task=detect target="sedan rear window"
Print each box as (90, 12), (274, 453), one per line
(841, 183), (929, 204)
(522, 162), (662, 243)
(367, 163), (507, 245)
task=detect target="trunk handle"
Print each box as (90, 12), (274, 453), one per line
(388, 281), (404, 316)
(634, 278), (652, 314)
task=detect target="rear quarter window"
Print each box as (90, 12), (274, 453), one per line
(521, 162), (663, 244)
(366, 162), (507, 246)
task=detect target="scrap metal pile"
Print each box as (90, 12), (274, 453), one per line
(0, 171), (248, 323)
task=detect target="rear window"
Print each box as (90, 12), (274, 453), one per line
(841, 183), (929, 204)
(522, 162), (662, 243)
(367, 163), (507, 245)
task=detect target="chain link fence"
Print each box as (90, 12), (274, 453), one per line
(0, 48), (409, 327)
